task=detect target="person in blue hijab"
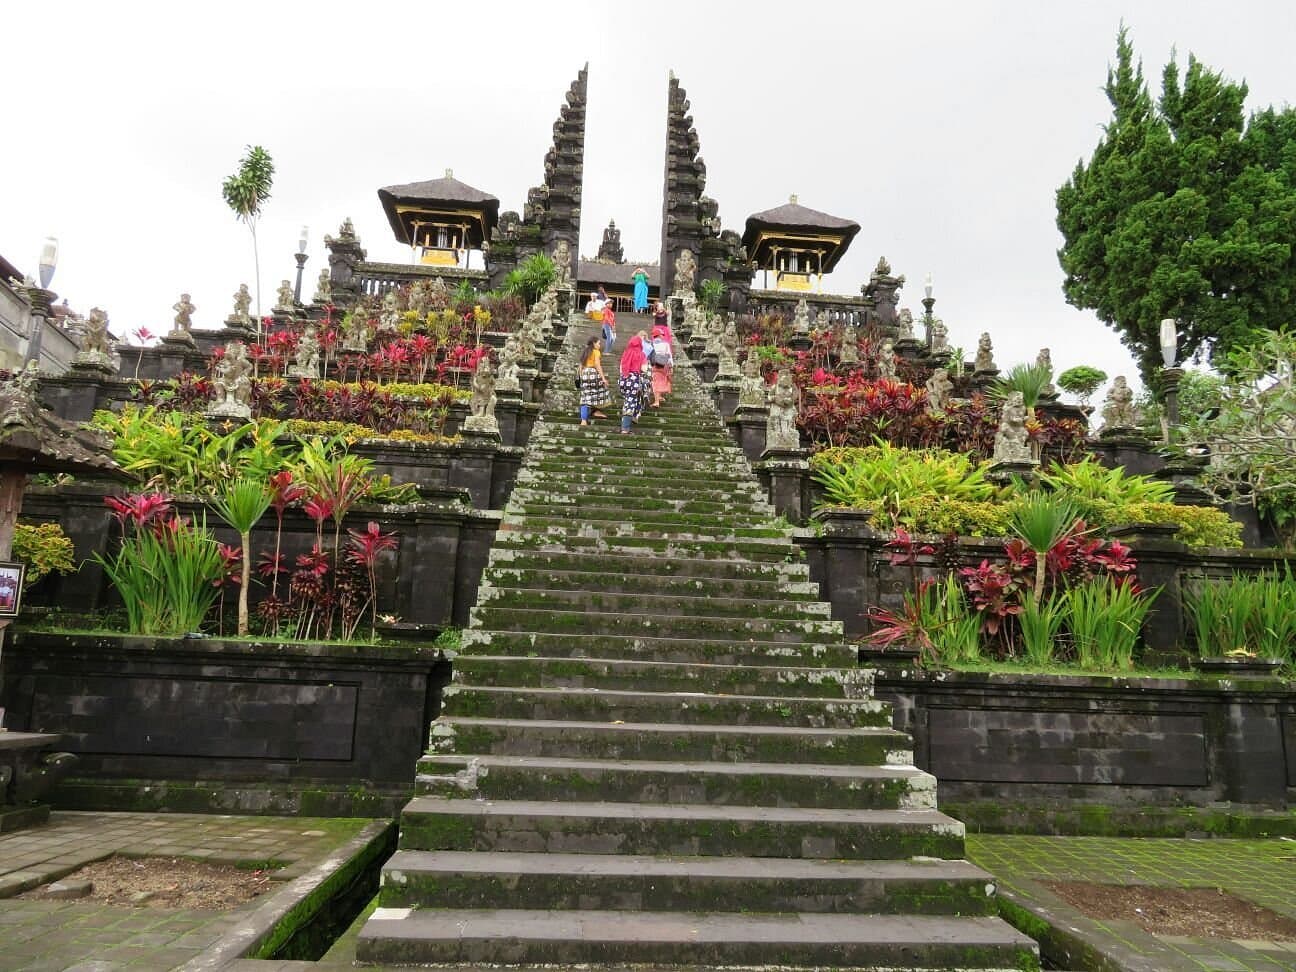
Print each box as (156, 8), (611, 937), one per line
(632, 267), (649, 313)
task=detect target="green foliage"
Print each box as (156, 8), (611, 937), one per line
(1019, 596), (1066, 667)
(991, 362), (1054, 411)
(11, 522), (76, 586)
(208, 478), (271, 536)
(1056, 28), (1296, 383)
(811, 443), (1003, 535)
(96, 517), (225, 636)
(1009, 492), (1082, 606)
(698, 279), (725, 313)
(503, 253), (556, 304)
(1064, 578), (1159, 670)
(1113, 502), (1242, 549)
(1183, 569), (1296, 662)
(221, 145), (275, 317)
(1138, 369), (1225, 434)
(919, 576), (984, 666)
(1056, 366), (1108, 404)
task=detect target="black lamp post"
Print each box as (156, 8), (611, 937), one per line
(921, 271), (935, 346)
(292, 226), (309, 305)
(1159, 318), (1183, 444)
(23, 238), (59, 367)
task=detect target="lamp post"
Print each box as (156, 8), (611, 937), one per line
(23, 238), (59, 367)
(292, 226), (309, 305)
(1159, 318), (1183, 444)
(921, 272), (935, 347)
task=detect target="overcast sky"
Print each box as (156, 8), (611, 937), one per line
(3, 1), (1293, 395)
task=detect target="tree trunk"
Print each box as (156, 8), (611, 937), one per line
(238, 529), (252, 636)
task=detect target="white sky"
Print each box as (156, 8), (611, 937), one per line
(3, 0), (1293, 394)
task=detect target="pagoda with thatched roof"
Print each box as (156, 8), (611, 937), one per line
(378, 170), (500, 269)
(742, 195), (860, 292)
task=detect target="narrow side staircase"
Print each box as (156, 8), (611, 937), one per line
(356, 312), (1037, 970)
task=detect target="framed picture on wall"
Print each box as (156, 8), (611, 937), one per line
(0, 562), (27, 619)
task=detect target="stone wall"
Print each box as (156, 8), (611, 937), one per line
(1, 633), (448, 815)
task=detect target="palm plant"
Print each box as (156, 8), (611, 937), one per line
(503, 253), (556, 306)
(209, 479), (272, 635)
(1009, 492), (1081, 607)
(991, 362), (1054, 415)
(221, 145), (275, 322)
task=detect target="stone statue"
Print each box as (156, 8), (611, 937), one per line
(1036, 348), (1056, 397)
(496, 339), (522, 393)
(379, 291), (401, 333)
(993, 391), (1032, 463)
(428, 277), (450, 312)
(876, 340), (897, 381)
(925, 367), (953, 415)
(208, 342), (254, 419)
(1101, 376), (1139, 429)
(897, 308), (915, 341)
(408, 280), (429, 319)
(338, 217), (357, 241)
(839, 329), (859, 366)
(231, 284), (252, 325)
(168, 293), (196, 343)
(974, 332), (996, 373)
(313, 269), (332, 305)
(672, 248), (697, 296)
(792, 299), (811, 337)
(81, 307), (112, 357)
(738, 354), (766, 408)
(342, 298), (372, 352)
(552, 239), (572, 287)
(765, 371), (801, 451)
(516, 320), (538, 364)
(462, 358), (499, 434)
(930, 318), (948, 353)
(289, 325), (320, 378)
(275, 279), (295, 311)
(717, 319), (741, 379)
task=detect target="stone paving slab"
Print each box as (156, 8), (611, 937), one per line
(0, 811), (370, 972)
(967, 834), (1296, 971)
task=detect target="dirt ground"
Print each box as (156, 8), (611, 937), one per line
(21, 856), (278, 910)
(1047, 881), (1296, 942)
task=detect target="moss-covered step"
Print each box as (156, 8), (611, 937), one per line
(491, 531), (804, 563)
(456, 629), (857, 666)
(379, 850), (996, 915)
(480, 565), (819, 601)
(437, 685), (890, 728)
(509, 479), (768, 504)
(467, 606), (842, 642)
(484, 547), (812, 583)
(414, 755), (932, 811)
(512, 495), (776, 518)
(428, 717), (912, 767)
(500, 513), (790, 539)
(396, 798), (965, 860)
(522, 460), (758, 486)
(448, 655), (864, 697)
(472, 586), (831, 621)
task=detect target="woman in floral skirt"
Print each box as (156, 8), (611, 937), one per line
(577, 336), (610, 426)
(618, 333), (650, 434)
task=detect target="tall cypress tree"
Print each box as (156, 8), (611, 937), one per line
(1057, 29), (1296, 383)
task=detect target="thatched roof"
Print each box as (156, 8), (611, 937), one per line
(378, 173), (500, 248)
(742, 198), (861, 274)
(0, 373), (127, 479)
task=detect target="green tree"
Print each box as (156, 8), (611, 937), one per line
(1056, 29), (1296, 384)
(503, 253), (556, 306)
(222, 145), (276, 323)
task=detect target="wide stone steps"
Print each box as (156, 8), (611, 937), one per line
(397, 798), (965, 860)
(510, 491), (776, 517)
(502, 512), (790, 539)
(523, 460), (759, 484)
(473, 586), (831, 620)
(378, 850), (993, 915)
(481, 565), (818, 599)
(356, 909), (1034, 969)
(457, 629), (856, 666)
(414, 756), (932, 810)
(438, 685), (890, 728)
(447, 655), (864, 697)
(494, 530), (802, 562)
(429, 717), (912, 765)
(512, 476), (768, 503)
(467, 605), (842, 642)
(485, 547), (812, 583)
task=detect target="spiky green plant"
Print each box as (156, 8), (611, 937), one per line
(991, 362), (1054, 413)
(209, 479), (271, 635)
(1009, 492), (1081, 606)
(97, 517), (225, 636)
(221, 145), (275, 320)
(1018, 595), (1067, 666)
(1064, 578), (1158, 670)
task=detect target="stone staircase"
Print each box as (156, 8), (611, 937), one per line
(355, 313), (1038, 970)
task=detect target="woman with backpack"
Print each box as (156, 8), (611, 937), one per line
(618, 332), (651, 434)
(577, 336), (610, 426)
(648, 324), (674, 407)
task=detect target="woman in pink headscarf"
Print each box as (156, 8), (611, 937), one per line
(618, 332), (650, 434)
(648, 324), (674, 407)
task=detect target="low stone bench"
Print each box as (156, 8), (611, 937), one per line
(0, 731), (76, 832)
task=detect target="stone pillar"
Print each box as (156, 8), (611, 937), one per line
(157, 336), (195, 381)
(1109, 523), (1190, 658)
(728, 405), (769, 462)
(449, 435), (501, 509)
(757, 447), (810, 524)
(712, 377), (740, 420)
(494, 392), (525, 447)
(806, 509), (882, 639)
(1090, 431), (1165, 478)
(54, 367), (115, 422)
(326, 226), (368, 307)
(695, 353), (718, 384)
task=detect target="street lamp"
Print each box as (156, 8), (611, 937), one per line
(24, 238), (59, 366)
(292, 226), (309, 305)
(921, 271), (935, 346)
(1159, 318), (1183, 443)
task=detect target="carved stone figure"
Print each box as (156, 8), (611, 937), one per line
(408, 280), (429, 319)
(208, 342), (254, 419)
(765, 371), (801, 451)
(231, 284), (252, 325)
(672, 248), (697, 296)
(925, 367), (954, 415)
(496, 339), (522, 393)
(876, 340), (897, 381)
(738, 355), (766, 408)
(897, 308), (915, 341)
(275, 279), (295, 311)
(930, 318), (948, 353)
(81, 307), (112, 357)
(516, 321), (538, 364)
(428, 277), (450, 312)
(378, 290), (401, 333)
(839, 329), (859, 366)
(342, 298), (372, 352)
(717, 320), (741, 379)
(1101, 376), (1140, 429)
(289, 325), (320, 378)
(462, 358), (499, 434)
(168, 293), (196, 343)
(1036, 348), (1057, 397)
(974, 332), (996, 373)
(792, 299), (811, 337)
(552, 239), (572, 287)
(993, 391), (1032, 463)
(313, 269), (332, 304)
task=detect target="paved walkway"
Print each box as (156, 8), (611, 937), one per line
(968, 834), (1296, 971)
(0, 812), (367, 972)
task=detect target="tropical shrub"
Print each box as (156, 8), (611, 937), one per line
(1183, 569), (1296, 662)
(992, 362), (1054, 412)
(1064, 578), (1159, 670)
(1056, 366), (1107, 404)
(12, 523), (76, 586)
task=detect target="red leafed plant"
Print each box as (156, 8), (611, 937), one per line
(346, 521), (399, 638)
